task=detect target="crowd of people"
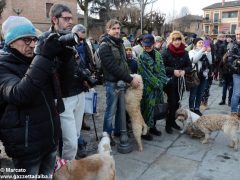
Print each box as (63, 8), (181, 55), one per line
(0, 3), (240, 179)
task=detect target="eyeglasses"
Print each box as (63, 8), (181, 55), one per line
(59, 16), (73, 22)
(173, 37), (182, 41)
(21, 37), (38, 45)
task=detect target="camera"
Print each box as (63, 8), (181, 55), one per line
(233, 59), (240, 74)
(76, 68), (98, 87)
(58, 30), (80, 47)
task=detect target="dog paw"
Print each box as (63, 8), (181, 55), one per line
(201, 140), (208, 144)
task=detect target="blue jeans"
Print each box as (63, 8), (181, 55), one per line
(189, 78), (208, 110)
(12, 148), (57, 179)
(221, 79), (233, 102)
(103, 82), (121, 135)
(231, 74), (240, 112)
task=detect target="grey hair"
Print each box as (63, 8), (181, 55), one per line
(72, 24), (86, 33)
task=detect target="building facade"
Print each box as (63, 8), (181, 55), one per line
(203, 0), (240, 36)
(0, 0), (77, 32)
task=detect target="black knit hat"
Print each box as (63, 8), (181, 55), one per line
(193, 38), (203, 46)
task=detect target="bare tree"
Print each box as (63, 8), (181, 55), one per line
(0, 0), (6, 18)
(77, 0), (94, 35)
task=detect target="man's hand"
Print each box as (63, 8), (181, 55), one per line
(40, 33), (63, 60)
(130, 77), (140, 88)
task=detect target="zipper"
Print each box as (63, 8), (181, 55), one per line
(41, 91), (55, 145)
(25, 115), (29, 147)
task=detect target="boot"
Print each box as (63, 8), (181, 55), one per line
(141, 133), (153, 141)
(149, 127), (162, 136)
(219, 100), (225, 105)
(165, 126), (173, 134)
(194, 109), (202, 116)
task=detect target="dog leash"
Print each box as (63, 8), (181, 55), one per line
(178, 76), (186, 107)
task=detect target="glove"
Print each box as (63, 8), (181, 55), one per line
(40, 33), (63, 60)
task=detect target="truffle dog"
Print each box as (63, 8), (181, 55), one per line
(125, 74), (148, 151)
(176, 107), (240, 150)
(53, 132), (116, 180)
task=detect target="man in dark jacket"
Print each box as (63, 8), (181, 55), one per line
(0, 16), (64, 177)
(35, 4), (89, 160)
(214, 34), (227, 83)
(99, 19), (140, 145)
(227, 28), (240, 113)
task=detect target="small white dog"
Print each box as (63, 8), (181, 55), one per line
(98, 132), (112, 154)
(175, 108), (200, 134)
(176, 107), (240, 151)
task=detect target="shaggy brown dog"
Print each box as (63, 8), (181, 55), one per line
(176, 107), (240, 151)
(53, 132), (116, 180)
(125, 74), (148, 151)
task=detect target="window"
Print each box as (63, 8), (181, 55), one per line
(231, 24), (237, 34)
(213, 25), (218, 34)
(46, 3), (53, 18)
(205, 14), (210, 20)
(214, 13), (219, 22)
(222, 11), (238, 18)
(205, 25), (209, 34)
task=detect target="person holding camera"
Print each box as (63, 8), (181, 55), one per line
(35, 4), (88, 160)
(99, 19), (140, 146)
(227, 28), (240, 113)
(188, 38), (212, 116)
(0, 16), (65, 178)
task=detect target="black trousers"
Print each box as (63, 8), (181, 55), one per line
(164, 81), (181, 128)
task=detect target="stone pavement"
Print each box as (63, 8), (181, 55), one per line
(109, 82), (240, 180)
(1, 81), (240, 180)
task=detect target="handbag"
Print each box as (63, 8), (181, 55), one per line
(154, 102), (168, 120)
(185, 66), (200, 91)
(84, 89), (97, 114)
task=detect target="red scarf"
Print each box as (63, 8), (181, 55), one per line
(168, 43), (185, 57)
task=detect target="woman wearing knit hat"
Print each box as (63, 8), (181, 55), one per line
(188, 37), (212, 116)
(0, 16), (65, 177)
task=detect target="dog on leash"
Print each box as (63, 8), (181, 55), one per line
(176, 107), (240, 151)
(53, 132), (116, 180)
(125, 74), (148, 151)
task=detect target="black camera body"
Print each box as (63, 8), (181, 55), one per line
(76, 68), (98, 87)
(233, 59), (240, 74)
(58, 30), (80, 47)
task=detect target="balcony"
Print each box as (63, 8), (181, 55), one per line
(213, 19), (221, 24)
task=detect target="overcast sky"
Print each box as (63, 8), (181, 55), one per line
(151, 0), (226, 18)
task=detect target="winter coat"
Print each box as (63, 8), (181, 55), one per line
(0, 48), (60, 159)
(99, 35), (133, 83)
(35, 29), (85, 98)
(161, 48), (192, 81)
(138, 50), (168, 127)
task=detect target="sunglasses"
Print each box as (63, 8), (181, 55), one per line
(59, 16), (73, 22)
(173, 37), (182, 41)
(21, 37), (38, 45)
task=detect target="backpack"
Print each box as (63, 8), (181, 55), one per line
(93, 42), (109, 72)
